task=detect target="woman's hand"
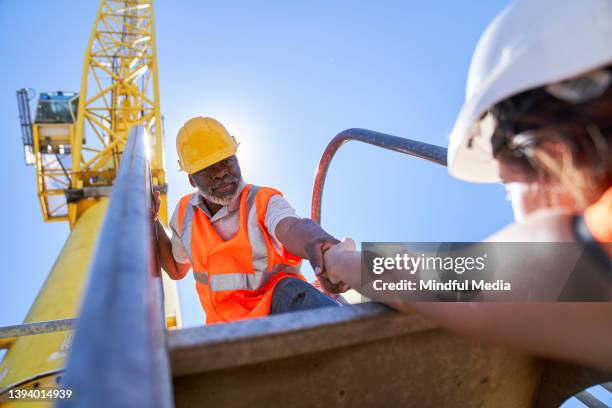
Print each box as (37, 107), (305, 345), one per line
(319, 238), (357, 289)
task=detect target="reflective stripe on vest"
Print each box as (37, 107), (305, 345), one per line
(192, 264), (301, 291)
(181, 186), (300, 291)
(181, 201), (195, 264)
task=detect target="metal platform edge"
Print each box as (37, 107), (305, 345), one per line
(168, 302), (437, 376)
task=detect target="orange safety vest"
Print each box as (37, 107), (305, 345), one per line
(177, 184), (305, 324)
(584, 186), (612, 258)
(585, 186), (612, 244)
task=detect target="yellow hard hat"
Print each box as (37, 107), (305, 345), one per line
(176, 117), (238, 174)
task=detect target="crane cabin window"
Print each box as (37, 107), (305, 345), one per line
(34, 91), (78, 124)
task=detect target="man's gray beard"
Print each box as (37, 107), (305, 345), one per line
(200, 179), (246, 207)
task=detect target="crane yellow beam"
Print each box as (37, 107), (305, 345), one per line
(2, 1), (180, 404)
(0, 200), (107, 405)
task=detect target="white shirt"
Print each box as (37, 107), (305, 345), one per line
(169, 186), (300, 265)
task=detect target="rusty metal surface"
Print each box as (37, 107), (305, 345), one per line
(311, 128), (447, 223)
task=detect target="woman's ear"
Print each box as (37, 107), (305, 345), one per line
(532, 139), (574, 181)
(539, 139), (572, 159)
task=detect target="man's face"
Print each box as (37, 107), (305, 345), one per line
(189, 155), (243, 205)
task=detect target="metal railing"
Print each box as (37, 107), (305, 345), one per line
(311, 128), (447, 223)
(0, 318), (76, 341)
(58, 126), (173, 408)
(309, 129), (612, 408)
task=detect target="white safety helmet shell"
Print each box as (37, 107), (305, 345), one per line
(448, 0), (612, 183)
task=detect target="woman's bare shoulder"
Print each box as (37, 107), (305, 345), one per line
(487, 210), (576, 243)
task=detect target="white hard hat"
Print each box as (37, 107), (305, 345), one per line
(448, 0), (612, 183)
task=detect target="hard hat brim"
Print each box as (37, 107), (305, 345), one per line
(180, 145), (237, 174)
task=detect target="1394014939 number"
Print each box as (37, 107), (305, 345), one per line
(8, 387), (73, 401)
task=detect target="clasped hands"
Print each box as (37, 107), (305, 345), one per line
(312, 238), (357, 294)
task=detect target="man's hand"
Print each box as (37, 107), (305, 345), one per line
(305, 237), (349, 294)
(275, 217), (349, 294)
(322, 237), (356, 288)
(315, 269), (350, 294)
(304, 236), (338, 272)
(150, 192), (191, 280)
(151, 191), (161, 221)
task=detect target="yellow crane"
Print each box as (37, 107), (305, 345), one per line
(1, 1), (179, 405)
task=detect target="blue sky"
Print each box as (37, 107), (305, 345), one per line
(0, 0), (515, 327)
(1, 0), (519, 329)
(2, 2), (611, 406)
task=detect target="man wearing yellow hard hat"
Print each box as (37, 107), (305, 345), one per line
(152, 117), (347, 324)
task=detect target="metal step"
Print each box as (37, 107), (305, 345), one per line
(169, 303), (542, 407)
(169, 303), (611, 407)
